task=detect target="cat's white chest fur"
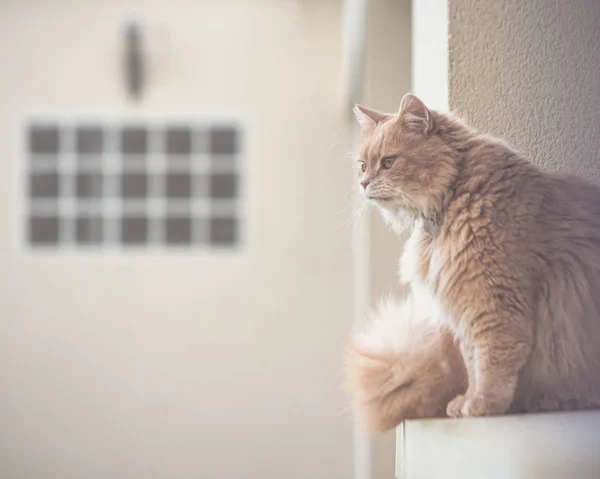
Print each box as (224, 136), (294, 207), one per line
(399, 219), (449, 323)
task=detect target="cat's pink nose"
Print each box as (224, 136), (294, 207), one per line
(361, 179), (371, 189)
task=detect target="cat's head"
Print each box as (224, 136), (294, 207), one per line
(353, 94), (459, 222)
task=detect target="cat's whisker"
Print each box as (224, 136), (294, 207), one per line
(333, 206), (359, 232)
(333, 192), (368, 233)
(350, 203), (370, 244)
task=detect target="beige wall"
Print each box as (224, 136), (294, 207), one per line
(449, 0), (600, 182)
(0, 2), (355, 479)
(0, 1), (413, 477)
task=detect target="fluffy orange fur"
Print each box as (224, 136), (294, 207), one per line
(345, 297), (467, 433)
(346, 94), (600, 433)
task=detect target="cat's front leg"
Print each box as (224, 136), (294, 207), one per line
(446, 340), (476, 417)
(447, 318), (533, 418)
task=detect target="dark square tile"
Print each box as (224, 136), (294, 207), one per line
(29, 216), (60, 244)
(121, 173), (147, 198)
(195, 175), (209, 197)
(30, 173), (60, 198)
(194, 218), (209, 243)
(76, 126), (104, 154)
(121, 216), (148, 244)
(76, 173), (103, 198)
(165, 216), (192, 244)
(29, 125), (60, 154)
(209, 127), (238, 154)
(76, 215), (103, 244)
(121, 127), (147, 154)
(166, 173), (191, 198)
(210, 217), (237, 245)
(209, 174), (237, 199)
(166, 127), (192, 155)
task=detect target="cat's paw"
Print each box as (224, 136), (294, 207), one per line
(459, 395), (489, 417)
(446, 394), (468, 418)
(447, 393), (510, 418)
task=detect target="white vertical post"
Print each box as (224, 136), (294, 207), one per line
(342, 2), (372, 479)
(341, 0), (370, 114)
(411, 0), (449, 111)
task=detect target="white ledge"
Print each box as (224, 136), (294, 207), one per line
(396, 410), (600, 479)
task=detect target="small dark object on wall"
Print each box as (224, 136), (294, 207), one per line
(124, 20), (144, 100)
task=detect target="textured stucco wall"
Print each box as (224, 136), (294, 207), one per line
(449, 0), (600, 183)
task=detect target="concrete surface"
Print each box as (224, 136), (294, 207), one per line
(396, 410), (600, 479)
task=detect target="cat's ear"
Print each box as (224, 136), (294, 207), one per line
(398, 93), (432, 134)
(353, 104), (388, 131)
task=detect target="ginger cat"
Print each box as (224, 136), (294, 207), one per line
(345, 94), (600, 433)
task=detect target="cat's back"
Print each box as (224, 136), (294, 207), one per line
(535, 171), (600, 252)
(459, 148), (600, 410)
(517, 169), (600, 412)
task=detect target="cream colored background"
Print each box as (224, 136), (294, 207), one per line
(0, 2), (355, 478)
(0, 0), (415, 478)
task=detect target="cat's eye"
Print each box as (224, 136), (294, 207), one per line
(381, 157), (397, 169)
(358, 161), (367, 173)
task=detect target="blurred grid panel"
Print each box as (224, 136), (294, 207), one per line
(26, 121), (241, 249)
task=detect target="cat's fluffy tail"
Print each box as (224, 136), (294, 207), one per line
(344, 296), (467, 433)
